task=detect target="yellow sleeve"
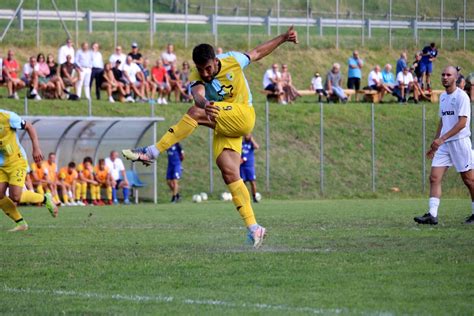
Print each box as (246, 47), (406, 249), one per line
(189, 68), (203, 86)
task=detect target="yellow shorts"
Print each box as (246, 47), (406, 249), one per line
(213, 102), (255, 160)
(0, 158), (28, 187)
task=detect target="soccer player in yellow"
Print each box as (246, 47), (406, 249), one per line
(0, 109), (58, 231)
(123, 26), (298, 248)
(30, 160), (47, 196)
(92, 158), (112, 205)
(77, 156), (97, 205)
(58, 162), (80, 206)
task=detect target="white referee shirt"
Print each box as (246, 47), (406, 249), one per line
(105, 157), (125, 181)
(439, 87), (471, 142)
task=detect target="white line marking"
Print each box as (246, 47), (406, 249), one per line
(2, 285), (344, 314)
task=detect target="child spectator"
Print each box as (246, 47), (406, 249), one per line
(310, 72), (327, 102)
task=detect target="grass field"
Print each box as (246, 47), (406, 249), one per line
(1, 199), (473, 314)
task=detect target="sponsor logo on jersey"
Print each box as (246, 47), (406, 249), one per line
(442, 110), (455, 116)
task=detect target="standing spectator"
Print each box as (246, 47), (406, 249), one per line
(3, 49), (25, 99)
(262, 63), (285, 104)
(151, 59), (170, 104)
(179, 61), (192, 102)
(75, 42), (93, 100)
(122, 55), (147, 102)
(281, 64), (300, 103)
(396, 52), (407, 76)
(420, 42), (438, 91)
(90, 42), (104, 100)
(325, 63), (347, 103)
(394, 66), (415, 103)
(240, 134), (260, 203)
(161, 43), (177, 71)
(58, 38), (75, 64)
(166, 143), (184, 203)
(128, 42), (143, 69)
(22, 56), (41, 100)
(104, 151), (130, 205)
(368, 65), (387, 102)
(46, 54), (65, 99)
(412, 51), (423, 84)
(109, 46), (126, 69)
(60, 54), (80, 91)
(347, 50), (363, 91)
(310, 72), (327, 102)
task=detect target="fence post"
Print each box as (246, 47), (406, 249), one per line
(18, 8), (24, 32)
(318, 17), (323, 37)
(88, 98), (92, 116)
(367, 19), (371, 38)
(371, 103), (376, 192)
(265, 99), (270, 192)
(412, 19), (417, 41)
(87, 10), (93, 33)
(265, 15), (271, 36)
(153, 122), (157, 204)
(422, 104), (426, 193)
(209, 128), (214, 193)
(455, 19), (460, 41)
(320, 102), (324, 196)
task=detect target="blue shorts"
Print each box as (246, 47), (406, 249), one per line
(166, 164), (182, 180)
(419, 61), (433, 74)
(240, 166), (256, 182)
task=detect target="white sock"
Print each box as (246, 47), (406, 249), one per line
(146, 145), (160, 159)
(248, 224), (260, 233)
(471, 202), (474, 215)
(429, 197), (440, 217)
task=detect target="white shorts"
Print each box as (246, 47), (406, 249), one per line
(432, 137), (473, 172)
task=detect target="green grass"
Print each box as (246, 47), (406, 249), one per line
(1, 199), (473, 314)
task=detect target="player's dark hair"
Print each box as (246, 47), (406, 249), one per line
(98, 158), (105, 164)
(68, 162), (76, 168)
(48, 152), (55, 158)
(430, 42), (436, 47)
(83, 156), (93, 164)
(192, 44), (216, 66)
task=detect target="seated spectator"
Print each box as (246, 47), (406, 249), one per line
(0, 54), (4, 89)
(151, 59), (170, 104)
(396, 52), (407, 76)
(3, 49), (25, 99)
(465, 72), (474, 101)
(101, 62), (126, 103)
(142, 58), (155, 101)
(381, 64), (396, 91)
(168, 63), (189, 103)
(367, 65), (387, 102)
(36, 53), (55, 98)
(109, 46), (126, 68)
(179, 61), (192, 102)
(325, 63), (347, 103)
(22, 56), (41, 100)
(281, 64), (300, 104)
(456, 66), (465, 89)
(128, 42), (143, 69)
(412, 52), (423, 84)
(394, 66), (415, 103)
(60, 54), (80, 89)
(46, 54), (65, 99)
(112, 59), (133, 102)
(122, 55), (147, 102)
(161, 43), (177, 71)
(216, 47), (224, 55)
(262, 63), (285, 104)
(310, 72), (327, 102)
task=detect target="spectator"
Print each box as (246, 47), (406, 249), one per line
(161, 43), (177, 71)
(240, 134), (260, 203)
(394, 66), (414, 103)
(122, 55), (147, 102)
(36, 53), (53, 97)
(166, 143), (184, 203)
(412, 51), (423, 84)
(216, 47), (224, 55)
(75, 42), (93, 100)
(90, 42), (104, 100)
(420, 42), (438, 91)
(347, 50), (363, 91)
(58, 38), (75, 64)
(60, 54), (80, 90)
(465, 72), (474, 101)
(109, 46), (126, 69)
(381, 64), (396, 91)
(101, 62), (126, 103)
(179, 61), (192, 102)
(168, 63), (189, 102)
(367, 65), (387, 102)
(325, 63), (347, 103)
(3, 49), (25, 99)
(310, 72), (327, 102)
(46, 54), (65, 99)
(151, 59), (170, 104)
(281, 64), (300, 103)
(104, 150), (130, 205)
(22, 56), (41, 100)
(128, 42), (143, 69)
(262, 63), (285, 104)
(396, 52), (407, 76)
(455, 66), (465, 90)
(112, 59), (133, 102)
(142, 58), (156, 101)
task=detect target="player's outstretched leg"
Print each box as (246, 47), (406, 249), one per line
(0, 195), (28, 232)
(122, 106), (206, 165)
(20, 190), (59, 218)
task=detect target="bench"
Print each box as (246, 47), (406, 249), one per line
(425, 90), (444, 103)
(297, 89), (372, 102)
(126, 170), (145, 204)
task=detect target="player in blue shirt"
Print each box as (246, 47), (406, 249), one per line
(166, 143), (184, 203)
(240, 134), (260, 203)
(420, 42), (438, 91)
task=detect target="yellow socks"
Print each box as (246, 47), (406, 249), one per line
(0, 196), (24, 223)
(156, 114), (198, 152)
(36, 185), (44, 195)
(91, 185), (98, 200)
(228, 179), (257, 227)
(62, 193), (69, 204)
(106, 186), (112, 201)
(20, 190), (44, 204)
(75, 183), (82, 200)
(81, 183), (87, 200)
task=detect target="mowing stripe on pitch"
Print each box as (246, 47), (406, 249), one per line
(2, 285), (344, 314)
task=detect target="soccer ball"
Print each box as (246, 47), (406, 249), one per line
(200, 192), (208, 201)
(192, 194), (202, 203)
(255, 192), (262, 202)
(220, 192), (232, 201)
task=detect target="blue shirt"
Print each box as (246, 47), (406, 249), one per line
(421, 45), (438, 63)
(396, 58), (407, 76)
(167, 143), (183, 167)
(241, 139), (255, 167)
(347, 57), (362, 79)
(381, 70), (396, 85)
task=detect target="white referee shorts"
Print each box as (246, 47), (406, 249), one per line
(432, 137), (473, 173)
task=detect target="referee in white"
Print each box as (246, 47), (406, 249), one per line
(415, 66), (474, 225)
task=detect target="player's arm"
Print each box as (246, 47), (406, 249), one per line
(24, 121), (43, 164)
(251, 136), (260, 150)
(120, 169), (129, 186)
(247, 26), (298, 62)
(432, 116), (467, 150)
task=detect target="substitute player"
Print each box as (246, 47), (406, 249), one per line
(93, 158), (112, 205)
(122, 26), (298, 248)
(415, 66), (474, 225)
(77, 156), (98, 205)
(240, 134), (260, 203)
(0, 109), (57, 231)
(58, 162), (80, 206)
(167, 143), (184, 203)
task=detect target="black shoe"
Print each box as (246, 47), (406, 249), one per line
(464, 214), (474, 224)
(176, 193), (181, 202)
(414, 212), (438, 225)
(253, 197), (259, 203)
(171, 195), (176, 203)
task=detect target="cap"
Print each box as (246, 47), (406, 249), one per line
(131, 42), (138, 48)
(315, 72), (320, 76)
(115, 59), (122, 64)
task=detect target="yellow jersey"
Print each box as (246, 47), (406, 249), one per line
(0, 109), (28, 166)
(59, 167), (78, 184)
(30, 162), (46, 180)
(42, 161), (57, 182)
(189, 51), (253, 105)
(94, 165), (109, 183)
(77, 163), (94, 180)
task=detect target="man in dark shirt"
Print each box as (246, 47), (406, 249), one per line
(420, 42), (438, 91)
(127, 42), (143, 70)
